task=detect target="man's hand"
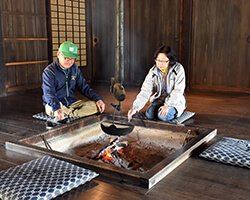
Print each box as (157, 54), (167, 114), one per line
(96, 100), (105, 113)
(158, 105), (169, 116)
(127, 109), (137, 122)
(54, 108), (65, 120)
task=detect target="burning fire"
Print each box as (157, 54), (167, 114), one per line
(102, 148), (115, 162)
(101, 146), (124, 162)
(93, 137), (129, 168)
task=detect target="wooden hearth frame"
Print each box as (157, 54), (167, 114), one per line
(5, 114), (217, 189)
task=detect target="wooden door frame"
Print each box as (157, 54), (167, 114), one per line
(179, 0), (193, 91)
(85, 0), (94, 80)
(46, 0), (53, 64)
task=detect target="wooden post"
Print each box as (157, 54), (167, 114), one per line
(46, 0), (53, 64)
(179, 0), (193, 91)
(0, 9), (6, 96)
(115, 0), (124, 82)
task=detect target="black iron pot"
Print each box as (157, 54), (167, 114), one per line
(100, 121), (134, 136)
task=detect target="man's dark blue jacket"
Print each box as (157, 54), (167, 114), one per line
(42, 59), (102, 111)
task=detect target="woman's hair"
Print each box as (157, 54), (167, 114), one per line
(153, 45), (177, 66)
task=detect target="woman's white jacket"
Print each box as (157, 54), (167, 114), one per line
(131, 62), (186, 117)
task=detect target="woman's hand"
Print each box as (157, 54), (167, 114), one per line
(127, 109), (137, 122)
(149, 92), (157, 102)
(158, 105), (169, 116)
(96, 100), (105, 113)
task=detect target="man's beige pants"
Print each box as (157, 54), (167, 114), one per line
(45, 100), (98, 118)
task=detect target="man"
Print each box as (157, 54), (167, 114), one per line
(42, 41), (105, 121)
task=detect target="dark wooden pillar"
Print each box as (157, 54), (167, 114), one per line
(85, 0), (93, 79)
(0, 9), (6, 96)
(46, 0), (53, 64)
(179, 0), (193, 91)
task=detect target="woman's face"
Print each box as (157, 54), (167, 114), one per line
(57, 51), (75, 69)
(155, 53), (169, 71)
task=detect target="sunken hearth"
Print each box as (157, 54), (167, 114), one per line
(6, 115), (217, 189)
(72, 125), (188, 173)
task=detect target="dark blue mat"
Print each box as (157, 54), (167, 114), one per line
(200, 137), (250, 168)
(170, 111), (195, 124)
(33, 112), (81, 123)
(0, 156), (98, 200)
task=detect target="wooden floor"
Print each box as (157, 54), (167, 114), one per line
(0, 84), (250, 200)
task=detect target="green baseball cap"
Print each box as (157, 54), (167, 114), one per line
(58, 41), (78, 58)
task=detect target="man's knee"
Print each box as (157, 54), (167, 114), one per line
(70, 100), (98, 117)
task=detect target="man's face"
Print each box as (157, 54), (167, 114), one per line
(57, 51), (75, 69)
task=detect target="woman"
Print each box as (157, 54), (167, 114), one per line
(127, 45), (186, 122)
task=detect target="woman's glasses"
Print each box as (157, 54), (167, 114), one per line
(155, 59), (169, 64)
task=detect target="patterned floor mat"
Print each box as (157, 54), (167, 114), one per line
(199, 137), (250, 168)
(0, 156), (98, 200)
(33, 112), (81, 123)
(170, 111), (195, 124)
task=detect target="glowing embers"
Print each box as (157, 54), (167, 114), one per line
(93, 137), (130, 169)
